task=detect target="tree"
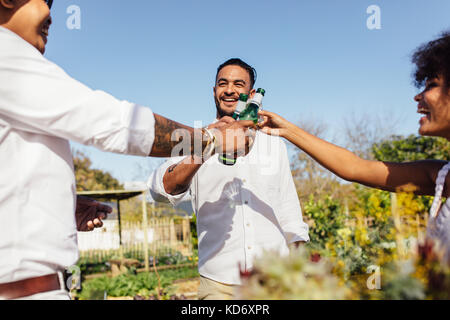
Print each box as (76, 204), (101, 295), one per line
(73, 151), (124, 191)
(372, 135), (450, 162)
(341, 111), (402, 160)
(290, 117), (349, 202)
(291, 112), (401, 203)
(370, 133), (450, 213)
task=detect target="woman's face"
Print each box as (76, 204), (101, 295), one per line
(416, 76), (450, 139)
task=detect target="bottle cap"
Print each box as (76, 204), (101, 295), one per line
(256, 88), (266, 96)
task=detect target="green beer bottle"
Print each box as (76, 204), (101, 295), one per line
(219, 94), (249, 165)
(232, 93), (249, 120)
(238, 88), (265, 124)
(219, 89), (266, 166)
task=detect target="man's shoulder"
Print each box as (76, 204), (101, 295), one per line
(0, 26), (40, 56)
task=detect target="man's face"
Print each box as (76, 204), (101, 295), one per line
(214, 65), (256, 118)
(0, 0), (52, 54)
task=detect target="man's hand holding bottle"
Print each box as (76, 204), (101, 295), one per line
(206, 117), (256, 161)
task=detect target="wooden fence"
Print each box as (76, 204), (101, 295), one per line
(78, 217), (193, 263)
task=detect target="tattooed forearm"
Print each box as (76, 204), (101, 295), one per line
(150, 114), (210, 157)
(168, 163), (178, 173)
(163, 156), (203, 195)
(150, 114), (193, 157)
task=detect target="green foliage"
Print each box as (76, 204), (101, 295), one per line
(372, 134), (450, 162)
(239, 247), (352, 299)
(248, 129), (450, 300)
(380, 261), (426, 300)
(78, 266), (199, 300)
(77, 249), (197, 275)
(371, 134), (443, 215)
(303, 187), (396, 276)
(303, 195), (346, 249)
(190, 213), (198, 250)
(157, 251), (190, 266)
(73, 151), (123, 191)
(119, 198), (187, 222)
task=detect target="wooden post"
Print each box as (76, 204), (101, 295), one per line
(142, 191), (149, 272)
(117, 199), (124, 260)
(183, 217), (192, 255)
(344, 198), (349, 216)
(182, 218), (188, 244)
(391, 193), (405, 259)
(170, 218), (176, 249)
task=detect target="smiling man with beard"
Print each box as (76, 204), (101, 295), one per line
(149, 58), (310, 300)
(0, 0), (254, 300)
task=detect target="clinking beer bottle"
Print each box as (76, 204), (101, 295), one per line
(219, 89), (266, 166)
(238, 88), (265, 123)
(219, 94), (249, 165)
(232, 93), (249, 120)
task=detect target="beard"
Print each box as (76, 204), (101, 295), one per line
(214, 99), (235, 118)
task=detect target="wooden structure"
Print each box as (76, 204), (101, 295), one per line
(77, 189), (152, 272)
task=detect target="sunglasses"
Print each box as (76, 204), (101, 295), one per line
(45, 0), (53, 9)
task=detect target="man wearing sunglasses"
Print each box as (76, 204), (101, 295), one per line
(0, 0), (254, 299)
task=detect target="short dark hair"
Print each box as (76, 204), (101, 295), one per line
(412, 30), (450, 89)
(216, 58), (257, 88)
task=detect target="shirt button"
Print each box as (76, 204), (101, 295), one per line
(248, 246), (252, 250)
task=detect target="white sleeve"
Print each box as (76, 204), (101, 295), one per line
(147, 156), (193, 207)
(0, 27), (154, 156)
(275, 139), (310, 243)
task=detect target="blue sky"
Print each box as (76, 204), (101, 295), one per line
(44, 0), (450, 183)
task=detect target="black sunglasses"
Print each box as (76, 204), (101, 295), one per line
(45, 0), (53, 9)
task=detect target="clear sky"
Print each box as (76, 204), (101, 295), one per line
(44, 0), (450, 183)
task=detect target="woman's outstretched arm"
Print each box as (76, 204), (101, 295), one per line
(258, 110), (446, 196)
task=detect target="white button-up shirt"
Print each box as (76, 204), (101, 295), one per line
(0, 26), (155, 283)
(149, 130), (309, 285)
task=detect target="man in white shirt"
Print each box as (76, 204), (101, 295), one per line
(149, 58), (310, 300)
(0, 0), (254, 299)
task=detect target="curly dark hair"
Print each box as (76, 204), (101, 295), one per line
(412, 30), (450, 89)
(216, 58), (257, 88)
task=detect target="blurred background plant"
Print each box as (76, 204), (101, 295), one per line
(238, 117), (450, 300)
(77, 266), (199, 300)
(73, 116), (450, 299)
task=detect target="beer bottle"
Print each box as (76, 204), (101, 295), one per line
(219, 94), (249, 166)
(219, 89), (266, 166)
(232, 93), (249, 120)
(238, 88), (265, 124)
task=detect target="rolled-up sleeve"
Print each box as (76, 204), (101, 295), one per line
(0, 27), (154, 156)
(276, 140), (310, 243)
(147, 156), (192, 207)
